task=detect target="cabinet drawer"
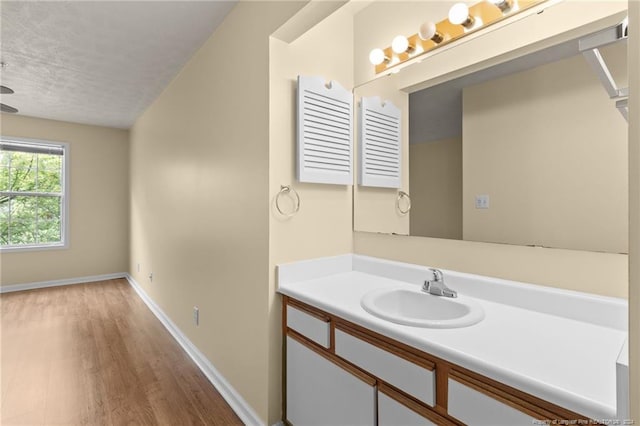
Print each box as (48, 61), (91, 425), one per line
(286, 335), (375, 425)
(334, 328), (435, 406)
(448, 376), (539, 425)
(378, 389), (438, 426)
(287, 305), (330, 348)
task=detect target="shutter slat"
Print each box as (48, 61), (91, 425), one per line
(304, 103), (350, 124)
(304, 91), (351, 112)
(304, 151), (352, 165)
(304, 119), (351, 136)
(304, 135), (351, 149)
(365, 138), (400, 149)
(305, 144), (351, 157)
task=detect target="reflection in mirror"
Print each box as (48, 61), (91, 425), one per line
(357, 21), (629, 254)
(354, 77), (410, 236)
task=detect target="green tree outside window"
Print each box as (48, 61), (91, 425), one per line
(0, 141), (65, 248)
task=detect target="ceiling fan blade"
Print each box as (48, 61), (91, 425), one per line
(1, 103), (18, 113)
(0, 85), (15, 94)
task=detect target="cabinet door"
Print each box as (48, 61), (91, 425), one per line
(448, 378), (539, 426)
(286, 336), (375, 425)
(378, 391), (437, 426)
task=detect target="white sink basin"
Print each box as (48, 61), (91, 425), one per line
(361, 288), (485, 328)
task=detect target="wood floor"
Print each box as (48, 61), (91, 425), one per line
(0, 279), (242, 425)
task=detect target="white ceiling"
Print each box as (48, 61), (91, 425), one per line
(0, 1), (236, 129)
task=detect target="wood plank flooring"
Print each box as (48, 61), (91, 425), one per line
(0, 279), (243, 425)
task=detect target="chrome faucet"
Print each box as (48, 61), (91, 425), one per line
(422, 268), (457, 298)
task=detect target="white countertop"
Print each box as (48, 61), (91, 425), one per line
(277, 255), (628, 420)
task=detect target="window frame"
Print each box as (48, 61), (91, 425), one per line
(0, 136), (70, 252)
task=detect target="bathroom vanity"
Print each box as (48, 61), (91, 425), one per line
(278, 255), (628, 425)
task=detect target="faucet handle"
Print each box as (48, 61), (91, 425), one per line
(429, 268), (444, 282)
(442, 287), (457, 298)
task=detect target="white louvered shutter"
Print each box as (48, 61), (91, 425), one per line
(359, 97), (402, 188)
(297, 76), (353, 185)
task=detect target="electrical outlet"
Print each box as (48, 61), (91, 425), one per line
(193, 306), (199, 326)
(137, 263), (140, 272)
(148, 272), (153, 282)
(475, 195), (490, 209)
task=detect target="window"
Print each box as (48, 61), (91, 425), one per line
(0, 138), (68, 250)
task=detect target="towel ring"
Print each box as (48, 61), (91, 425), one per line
(276, 185), (300, 218)
(397, 191), (411, 215)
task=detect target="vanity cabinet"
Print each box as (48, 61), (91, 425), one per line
(286, 335), (375, 425)
(283, 296), (590, 425)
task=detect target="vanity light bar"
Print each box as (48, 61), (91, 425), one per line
(371, 0), (548, 74)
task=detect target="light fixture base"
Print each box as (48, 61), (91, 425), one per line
(372, 0), (547, 74)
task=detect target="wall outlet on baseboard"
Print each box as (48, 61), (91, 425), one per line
(193, 306), (199, 326)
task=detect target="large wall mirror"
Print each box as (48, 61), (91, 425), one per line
(353, 6), (629, 254)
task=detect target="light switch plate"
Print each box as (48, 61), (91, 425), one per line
(475, 195), (490, 209)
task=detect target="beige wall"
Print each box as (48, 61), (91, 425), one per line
(129, 3), (304, 424)
(355, 232), (628, 298)
(463, 43), (628, 253)
(628, 0), (639, 419)
(0, 114), (129, 286)
(268, 5), (354, 423)
(353, 1), (628, 299)
(409, 138), (462, 239)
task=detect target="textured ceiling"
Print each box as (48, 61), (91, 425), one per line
(0, 1), (236, 129)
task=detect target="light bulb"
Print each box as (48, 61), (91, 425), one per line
(391, 35), (409, 54)
(489, 0), (514, 12)
(418, 21), (444, 44)
(369, 48), (387, 65)
(419, 22), (436, 40)
(448, 3), (474, 27)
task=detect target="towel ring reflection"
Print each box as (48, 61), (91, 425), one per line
(276, 185), (300, 217)
(397, 191), (411, 215)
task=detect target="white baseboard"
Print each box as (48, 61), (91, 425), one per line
(125, 275), (264, 426)
(0, 272), (128, 294)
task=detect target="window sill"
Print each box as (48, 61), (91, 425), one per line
(0, 243), (68, 253)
